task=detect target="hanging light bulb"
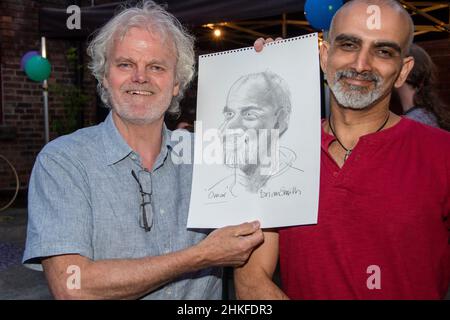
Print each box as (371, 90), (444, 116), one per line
(213, 28), (222, 38)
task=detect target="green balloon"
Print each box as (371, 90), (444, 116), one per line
(24, 55), (51, 82)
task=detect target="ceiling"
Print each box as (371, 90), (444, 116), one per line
(194, 1), (450, 51)
(39, 0), (450, 54)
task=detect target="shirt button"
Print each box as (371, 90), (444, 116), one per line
(160, 209), (165, 214)
(130, 154), (136, 160)
(333, 172), (338, 177)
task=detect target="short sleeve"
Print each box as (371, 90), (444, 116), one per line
(23, 151), (94, 271)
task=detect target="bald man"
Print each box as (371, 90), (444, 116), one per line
(235, 0), (450, 299)
(217, 71), (294, 194)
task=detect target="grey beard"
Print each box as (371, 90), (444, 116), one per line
(329, 71), (384, 110)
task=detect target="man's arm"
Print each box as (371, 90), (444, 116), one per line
(234, 230), (289, 300)
(43, 221), (263, 300)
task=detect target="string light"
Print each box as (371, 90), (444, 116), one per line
(213, 28), (222, 38)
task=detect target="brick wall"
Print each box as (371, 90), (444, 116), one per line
(0, 0), (97, 199)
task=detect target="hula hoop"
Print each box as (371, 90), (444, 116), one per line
(0, 154), (20, 212)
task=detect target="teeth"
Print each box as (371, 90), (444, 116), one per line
(127, 90), (153, 96)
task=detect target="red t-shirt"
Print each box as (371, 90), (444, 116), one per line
(279, 118), (450, 299)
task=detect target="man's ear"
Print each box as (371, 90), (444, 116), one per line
(319, 41), (330, 74)
(173, 81), (180, 97)
(394, 56), (414, 88)
(274, 108), (289, 136)
(102, 76), (109, 90)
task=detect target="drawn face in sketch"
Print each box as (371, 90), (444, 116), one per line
(219, 71), (291, 175)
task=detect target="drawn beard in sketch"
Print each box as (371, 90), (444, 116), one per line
(214, 71), (300, 195)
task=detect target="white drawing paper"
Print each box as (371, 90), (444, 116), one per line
(188, 34), (321, 228)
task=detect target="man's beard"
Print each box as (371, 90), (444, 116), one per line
(106, 85), (171, 125)
(221, 129), (279, 176)
(329, 69), (384, 109)
(222, 131), (256, 169)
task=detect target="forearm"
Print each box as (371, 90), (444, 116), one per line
(46, 245), (206, 300)
(234, 268), (289, 300)
(83, 250), (203, 299)
(233, 230), (287, 300)
(44, 221), (263, 300)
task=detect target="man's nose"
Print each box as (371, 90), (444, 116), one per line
(225, 116), (245, 130)
(131, 66), (148, 83)
(352, 48), (373, 74)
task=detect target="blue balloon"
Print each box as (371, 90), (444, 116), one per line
(21, 51), (39, 71)
(305, 0), (344, 30)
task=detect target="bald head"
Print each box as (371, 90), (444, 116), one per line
(328, 0), (414, 55)
(227, 71), (291, 116)
(222, 71), (292, 136)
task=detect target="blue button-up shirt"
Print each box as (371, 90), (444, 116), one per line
(23, 112), (222, 299)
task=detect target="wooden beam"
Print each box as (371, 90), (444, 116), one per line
(410, 4), (448, 15)
(409, 2), (449, 6)
(413, 30), (431, 36)
(400, 0), (450, 32)
(414, 24), (443, 31)
(286, 20), (310, 26)
(282, 13), (287, 38)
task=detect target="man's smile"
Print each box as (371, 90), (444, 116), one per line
(125, 90), (154, 96)
(341, 77), (374, 87)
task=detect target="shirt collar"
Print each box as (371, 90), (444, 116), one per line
(101, 112), (133, 165)
(154, 121), (176, 170)
(321, 119), (335, 151)
(101, 111), (175, 166)
(321, 117), (408, 151)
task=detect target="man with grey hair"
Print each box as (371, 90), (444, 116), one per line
(23, 1), (263, 299)
(236, 0), (450, 299)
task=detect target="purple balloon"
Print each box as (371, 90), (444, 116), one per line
(21, 51), (39, 71)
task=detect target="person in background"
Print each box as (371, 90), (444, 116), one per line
(395, 43), (450, 130)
